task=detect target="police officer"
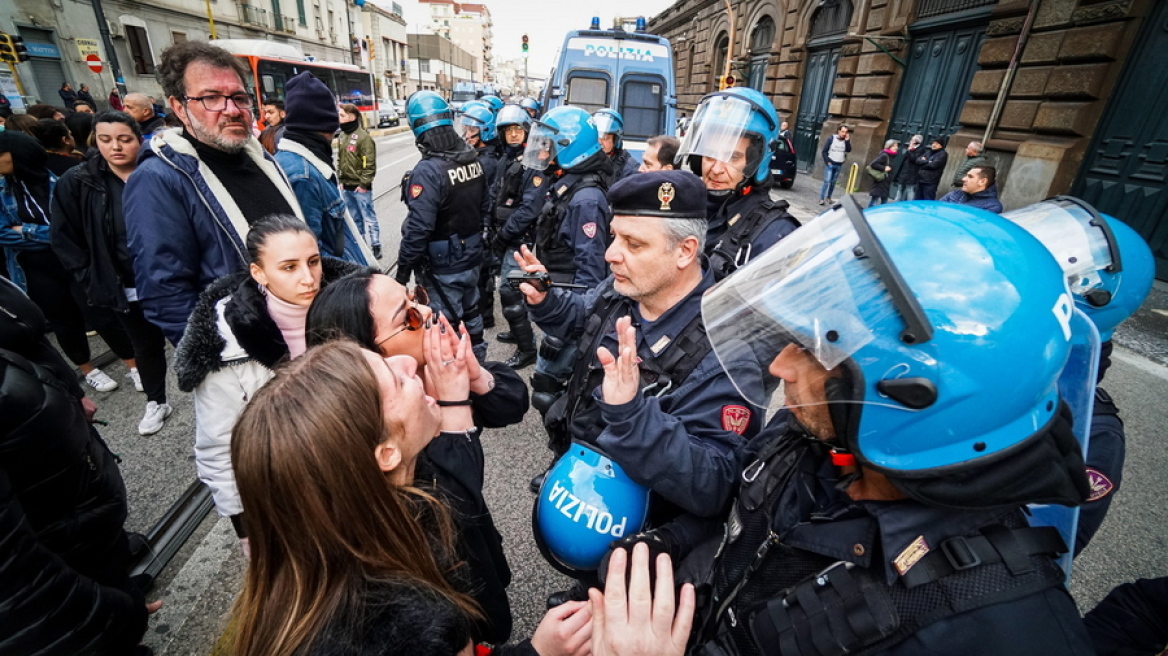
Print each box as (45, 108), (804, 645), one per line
(594, 108), (640, 187)
(678, 87), (801, 280)
(396, 90), (490, 360)
(460, 101), (505, 329)
(516, 170), (764, 568)
(491, 104), (545, 369)
(607, 198), (1096, 655)
(1003, 198), (1155, 556)
(520, 97), (542, 120)
(520, 106), (613, 412)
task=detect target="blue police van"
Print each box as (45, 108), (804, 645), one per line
(541, 18), (677, 161)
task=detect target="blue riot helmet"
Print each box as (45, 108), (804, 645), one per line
(496, 104), (532, 132)
(677, 87), (780, 187)
(480, 94), (504, 114)
(593, 108), (625, 151)
(521, 105), (601, 171)
(406, 90), (453, 138)
(1002, 197), (1154, 341)
(457, 102), (497, 142)
(519, 96), (542, 118)
(533, 442), (651, 575)
(703, 198), (1077, 486)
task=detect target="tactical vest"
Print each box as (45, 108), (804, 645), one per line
(494, 158), (527, 230)
(431, 157), (487, 242)
(708, 196), (800, 281)
(535, 172), (605, 277)
(691, 433), (1070, 656)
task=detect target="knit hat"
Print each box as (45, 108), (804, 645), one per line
(931, 134), (949, 148)
(283, 71), (339, 134)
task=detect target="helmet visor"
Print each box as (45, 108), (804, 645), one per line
(497, 105), (530, 130)
(702, 199), (930, 415)
(521, 121), (561, 170)
(678, 95), (759, 175)
(593, 112), (621, 135)
(457, 115), (483, 139)
(1002, 198), (1113, 295)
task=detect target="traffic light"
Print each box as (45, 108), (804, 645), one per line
(12, 36), (28, 62)
(718, 74), (735, 90)
(522, 34), (529, 55)
(0, 34), (14, 64)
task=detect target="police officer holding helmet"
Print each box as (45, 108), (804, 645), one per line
(678, 87), (801, 280)
(594, 198), (1097, 656)
(397, 90), (491, 360)
(515, 170), (763, 591)
(594, 108), (640, 187)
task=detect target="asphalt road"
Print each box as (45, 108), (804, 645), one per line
(75, 135), (1168, 654)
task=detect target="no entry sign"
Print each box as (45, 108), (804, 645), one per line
(86, 53), (103, 73)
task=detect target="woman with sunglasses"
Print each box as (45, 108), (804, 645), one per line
(173, 214), (363, 542)
(306, 272), (528, 645)
(230, 340), (591, 656)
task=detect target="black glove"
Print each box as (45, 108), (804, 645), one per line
(597, 527), (681, 591)
(394, 266), (412, 286)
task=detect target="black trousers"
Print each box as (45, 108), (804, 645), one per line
(117, 302), (168, 404)
(18, 249), (135, 366)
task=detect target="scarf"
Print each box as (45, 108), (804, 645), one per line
(340, 119), (359, 135)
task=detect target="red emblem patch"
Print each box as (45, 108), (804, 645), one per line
(582, 222), (597, 239)
(410, 184), (424, 199)
(1085, 467), (1114, 502)
(722, 405), (752, 435)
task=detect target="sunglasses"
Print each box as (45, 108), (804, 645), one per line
(376, 286), (430, 347)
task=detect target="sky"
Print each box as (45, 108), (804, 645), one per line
(376, 0), (679, 75)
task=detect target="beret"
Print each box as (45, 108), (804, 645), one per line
(608, 169), (707, 220)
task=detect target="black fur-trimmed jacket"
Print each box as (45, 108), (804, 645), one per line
(173, 256), (361, 520)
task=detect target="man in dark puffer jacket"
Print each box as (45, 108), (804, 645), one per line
(0, 276), (151, 654)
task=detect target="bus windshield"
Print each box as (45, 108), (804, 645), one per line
(253, 58), (375, 109)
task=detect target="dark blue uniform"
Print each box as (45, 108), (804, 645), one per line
(528, 266), (764, 519)
(397, 153), (492, 357)
(1075, 386), (1124, 556)
(705, 188), (800, 280)
(605, 149), (640, 187)
(535, 171), (611, 291)
(669, 415), (1094, 656)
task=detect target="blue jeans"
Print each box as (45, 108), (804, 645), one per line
(425, 266), (486, 361)
(344, 189), (380, 248)
(819, 162), (842, 200)
(889, 182), (916, 202)
(869, 195), (889, 207)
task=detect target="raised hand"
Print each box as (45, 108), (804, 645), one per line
(597, 315), (639, 407)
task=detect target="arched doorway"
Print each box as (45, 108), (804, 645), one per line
(794, 0), (852, 172)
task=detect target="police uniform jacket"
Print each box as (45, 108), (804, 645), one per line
(706, 188), (800, 278)
(397, 153), (492, 276)
(528, 265), (764, 519)
(538, 171), (611, 291)
(677, 414), (1095, 656)
(494, 159), (546, 249)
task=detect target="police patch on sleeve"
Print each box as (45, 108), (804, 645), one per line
(722, 405), (751, 435)
(410, 184), (424, 199)
(582, 222), (598, 239)
(532, 176), (543, 188)
(1085, 467), (1115, 502)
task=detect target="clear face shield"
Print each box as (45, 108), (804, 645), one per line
(457, 115), (483, 142)
(521, 121), (560, 171)
(1002, 197), (1115, 297)
(677, 95), (760, 178)
(701, 198), (934, 421)
(592, 112), (621, 137)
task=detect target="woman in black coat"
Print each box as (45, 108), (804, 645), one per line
(867, 139), (899, 207)
(0, 276), (153, 654)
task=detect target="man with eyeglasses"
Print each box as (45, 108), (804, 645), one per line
(123, 41), (301, 344)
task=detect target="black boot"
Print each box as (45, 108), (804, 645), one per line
(502, 300), (537, 370)
(497, 331), (516, 343)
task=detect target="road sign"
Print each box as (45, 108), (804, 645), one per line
(86, 53), (103, 73)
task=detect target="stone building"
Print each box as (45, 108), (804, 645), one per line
(406, 32), (476, 96)
(649, 0), (1168, 277)
(360, 2), (410, 100)
(414, 0), (493, 83)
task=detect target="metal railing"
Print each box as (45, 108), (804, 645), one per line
(236, 1), (270, 29)
(273, 14), (297, 34)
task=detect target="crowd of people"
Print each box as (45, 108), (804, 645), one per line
(1, 36), (1165, 656)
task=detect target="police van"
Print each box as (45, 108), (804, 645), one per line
(541, 18), (677, 162)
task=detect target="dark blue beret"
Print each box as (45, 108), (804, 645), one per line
(607, 169), (707, 220)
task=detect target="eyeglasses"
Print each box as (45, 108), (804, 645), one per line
(375, 286), (430, 347)
(184, 93), (254, 112)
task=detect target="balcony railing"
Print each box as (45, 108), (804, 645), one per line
(273, 14), (297, 34)
(236, 1), (269, 29)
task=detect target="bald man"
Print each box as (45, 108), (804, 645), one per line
(123, 93), (165, 138)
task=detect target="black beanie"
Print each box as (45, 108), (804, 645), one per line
(931, 134), (949, 148)
(283, 71), (340, 134)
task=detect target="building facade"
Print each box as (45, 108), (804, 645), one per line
(3, 0), (369, 106)
(414, 0), (492, 83)
(649, 0), (1168, 277)
(361, 2), (410, 100)
(406, 32), (475, 96)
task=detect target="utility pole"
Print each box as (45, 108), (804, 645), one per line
(204, 0), (218, 39)
(89, 0), (127, 96)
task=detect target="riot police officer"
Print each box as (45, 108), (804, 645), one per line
(491, 104), (544, 369)
(606, 198), (1097, 656)
(520, 97), (542, 120)
(678, 87), (801, 280)
(460, 101), (504, 329)
(594, 108), (640, 187)
(520, 106), (612, 414)
(396, 91), (490, 360)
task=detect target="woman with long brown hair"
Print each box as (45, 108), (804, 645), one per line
(229, 340), (591, 656)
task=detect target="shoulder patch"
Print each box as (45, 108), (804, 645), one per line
(532, 176), (543, 188)
(721, 405), (751, 435)
(893, 535), (931, 576)
(1085, 467), (1115, 502)
(582, 222), (598, 239)
(410, 184), (424, 199)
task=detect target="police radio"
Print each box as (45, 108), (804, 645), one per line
(505, 269), (587, 292)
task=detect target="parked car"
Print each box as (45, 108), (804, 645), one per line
(770, 134), (797, 189)
(377, 99), (400, 128)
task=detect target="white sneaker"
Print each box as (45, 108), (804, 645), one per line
(85, 368), (119, 392)
(128, 368), (144, 392)
(138, 401), (173, 435)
